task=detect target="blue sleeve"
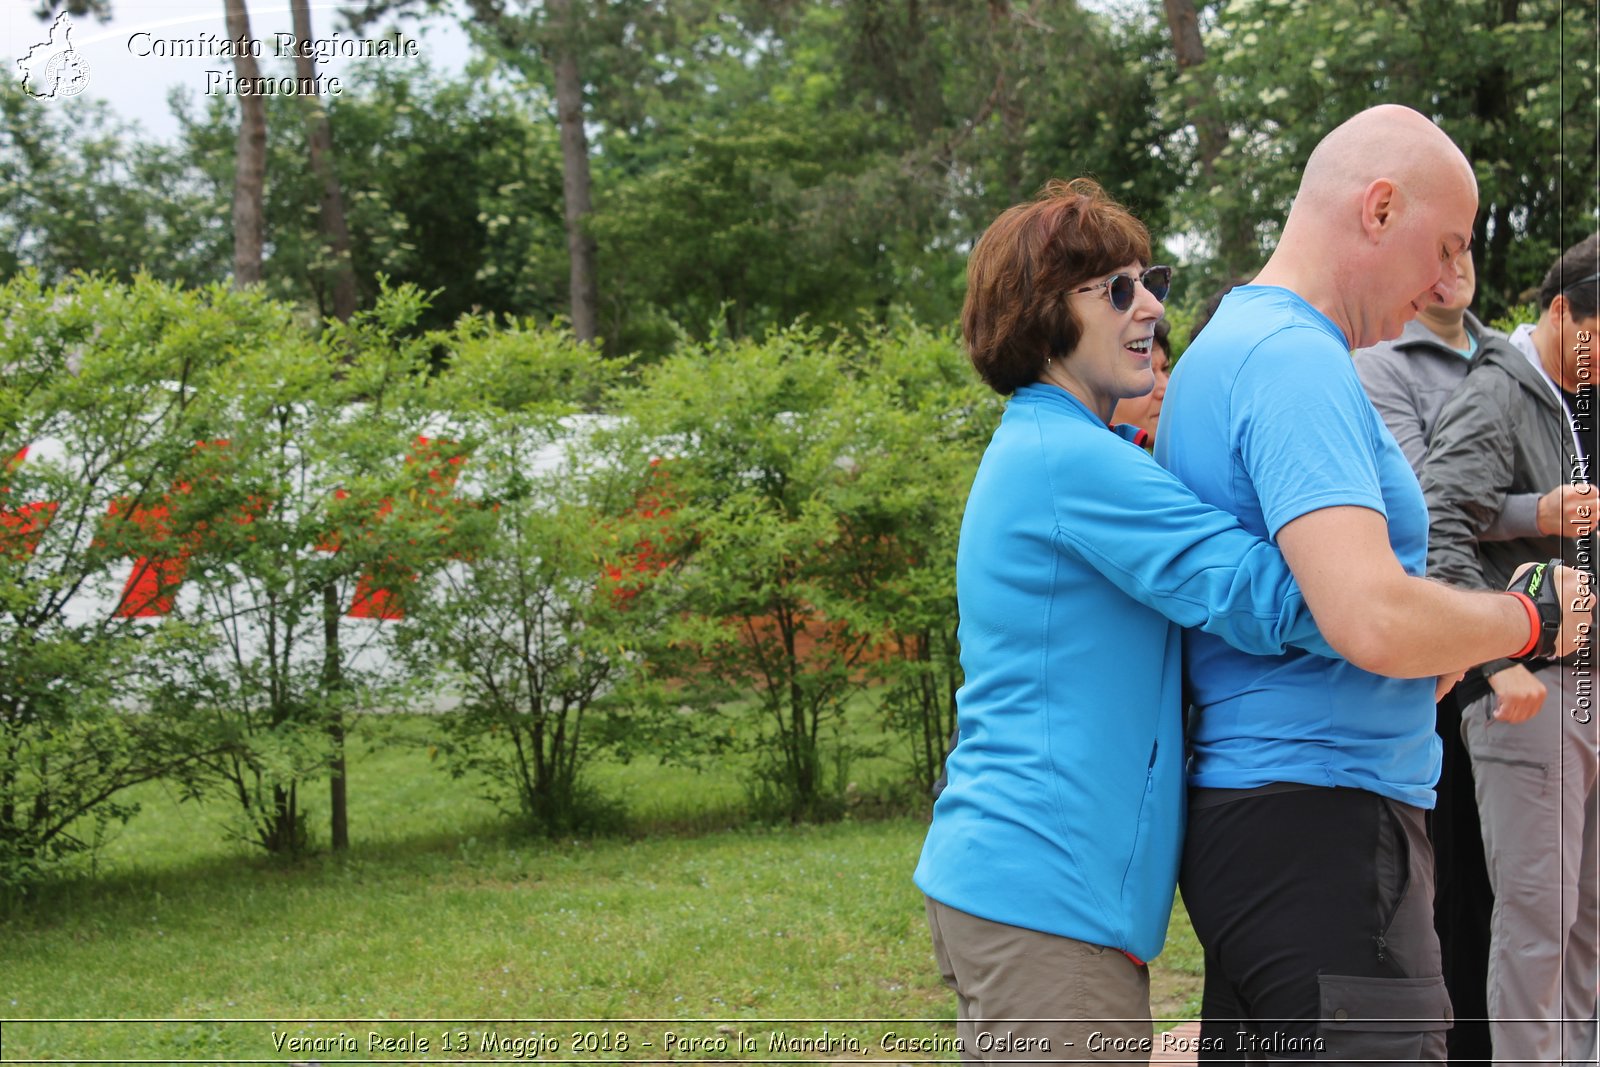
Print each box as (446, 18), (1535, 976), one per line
(1235, 329), (1389, 538)
(1045, 429), (1337, 659)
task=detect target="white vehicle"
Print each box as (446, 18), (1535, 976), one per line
(4, 414), (618, 708)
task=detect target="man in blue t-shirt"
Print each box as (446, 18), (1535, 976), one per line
(1156, 104), (1592, 1063)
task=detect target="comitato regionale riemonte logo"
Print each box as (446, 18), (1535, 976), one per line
(17, 13), (92, 100)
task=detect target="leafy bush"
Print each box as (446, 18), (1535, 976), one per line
(391, 320), (651, 836)
(145, 285), (446, 854)
(0, 273), (273, 891)
(603, 320), (995, 819)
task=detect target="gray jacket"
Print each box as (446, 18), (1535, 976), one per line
(1420, 329), (1583, 673)
(1355, 314), (1542, 539)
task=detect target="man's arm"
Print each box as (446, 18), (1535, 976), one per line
(1351, 345), (1546, 540)
(1476, 487), (1591, 540)
(1534, 483), (1596, 537)
(1418, 370), (1518, 589)
(1275, 506), (1585, 677)
(1481, 492), (1543, 541)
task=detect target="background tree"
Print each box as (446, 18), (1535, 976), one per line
(1152, 0), (1598, 318)
(1157, 0), (1251, 275)
(456, 0), (609, 341)
(392, 320), (649, 833)
(0, 274), (260, 890)
(18, 0), (1592, 338)
(160, 65), (569, 332)
(289, 0), (360, 323)
(582, 0), (1175, 352)
(288, 0), (364, 850)
(223, 0), (268, 286)
(0, 85), (228, 286)
(32, 0), (111, 18)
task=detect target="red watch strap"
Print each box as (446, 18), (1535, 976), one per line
(1505, 591), (1541, 660)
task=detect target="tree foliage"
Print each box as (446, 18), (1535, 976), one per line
(12, 0), (1591, 345)
(0, 84), (229, 288)
(389, 318), (648, 834)
(1153, 0), (1598, 316)
(0, 273), (267, 888)
(171, 64), (571, 332)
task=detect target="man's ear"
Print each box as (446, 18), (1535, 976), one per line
(1360, 178), (1398, 241)
(1549, 293), (1570, 328)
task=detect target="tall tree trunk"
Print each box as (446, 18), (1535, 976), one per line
(321, 582), (347, 852)
(290, 0), (359, 324)
(549, 0), (599, 343)
(290, 0), (355, 851)
(1161, 0), (1254, 274)
(223, 0), (265, 286)
(1161, 0), (1223, 171)
(1468, 0), (1520, 318)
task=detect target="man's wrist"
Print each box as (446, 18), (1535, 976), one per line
(1491, 492), (1542, 540)
(1504, 591), (1541, 659)
(1503, 560), (1563, 660)
(1536, 493), (1557, 536)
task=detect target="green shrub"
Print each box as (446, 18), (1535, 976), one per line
(0, 273), (274, 891)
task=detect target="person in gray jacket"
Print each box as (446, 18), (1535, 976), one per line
(1356, 250), (1586, 536)
(1355, 250), (1495, 471)
(1419, 233), (1598, 1067)
(1353, 251), (1578, 1063)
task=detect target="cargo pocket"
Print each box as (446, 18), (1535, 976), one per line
(1315, 973), (1451, 1062)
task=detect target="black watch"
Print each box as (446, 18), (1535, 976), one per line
(1507, 559), (1563, 661)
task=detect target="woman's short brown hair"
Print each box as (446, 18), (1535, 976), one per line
(962, 178), (1152, 395)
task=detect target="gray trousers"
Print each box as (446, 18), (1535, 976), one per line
(926, 896), (1152, 1064)
(1463, 661), (1599, 1067)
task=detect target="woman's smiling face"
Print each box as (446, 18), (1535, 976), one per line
(1045, 261), (1166, 423)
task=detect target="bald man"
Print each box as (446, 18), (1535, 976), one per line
(1155, 105), (1592, 1063)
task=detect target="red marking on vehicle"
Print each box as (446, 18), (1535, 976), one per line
(1, 446), (61, 561)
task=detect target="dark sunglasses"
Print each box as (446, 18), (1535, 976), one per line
(1070, 266), (1172, 312)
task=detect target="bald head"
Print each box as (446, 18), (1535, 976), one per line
(1295, 104), (1476, 219)
(1261, 104), (1479, 349)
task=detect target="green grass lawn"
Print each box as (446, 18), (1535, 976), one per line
(0, 714), (1202, 1063)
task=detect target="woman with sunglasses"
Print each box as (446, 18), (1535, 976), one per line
(1109, 318), (1172, 450)
(913, 178), (1335, 1061)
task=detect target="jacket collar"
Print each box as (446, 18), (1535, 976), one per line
(1390, 310), (1495, 357)
(1474, 323), (1563, 414)
(1011, 381), (1148, 446)
(1011, 381), (1103, 424)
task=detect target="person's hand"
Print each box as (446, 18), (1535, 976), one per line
(1486, 663), (1546, 723)
(1434, 671), (1465, 702)
(1508, 561), (1593, 660)
(1535, 483), (1595, 537)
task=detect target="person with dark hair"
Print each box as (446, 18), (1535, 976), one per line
(1419, 233), (1598, 1067)
(1155, 105), (1591, 1063)
(1111, 319), (1171, 449)
(913, 177), (1350, 1061)
(1350, 249), (1554, 1064)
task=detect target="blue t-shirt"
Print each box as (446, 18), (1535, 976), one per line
(1155, 287), (1440, 808)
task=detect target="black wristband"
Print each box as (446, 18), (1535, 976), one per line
(1505, 559), (1563, 661)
